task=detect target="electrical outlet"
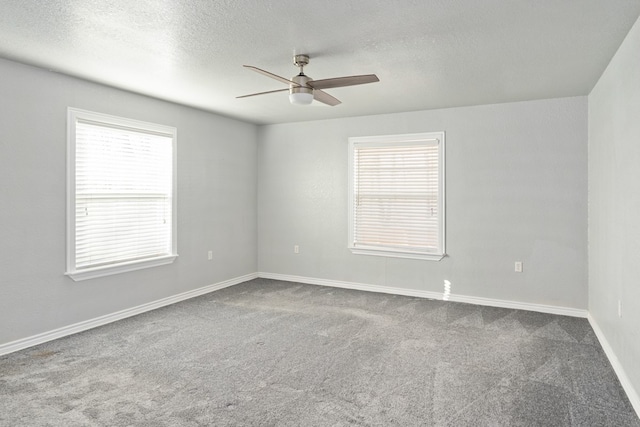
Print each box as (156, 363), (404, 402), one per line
(208, 250), (213, 261)
(294, 245), (299, 254)
(515, 261), (523, 273)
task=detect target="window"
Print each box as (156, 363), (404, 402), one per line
(348, 132), (445, 261)
(66, 108), (177, 281)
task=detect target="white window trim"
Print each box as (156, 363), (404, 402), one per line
(66, 108), (178, 281)
(348, 132), (446, 261)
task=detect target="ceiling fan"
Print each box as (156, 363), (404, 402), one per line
(237, 54), (379, 106)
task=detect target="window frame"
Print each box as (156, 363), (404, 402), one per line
(66, 108), (178, 281)
(347, 131), (446, 261)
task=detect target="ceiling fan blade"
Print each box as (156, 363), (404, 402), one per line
(313, 89), (341, 106)
(243, 65), (301, 87)
(236, 88), (290, 99)
(307, 74), (379, 90)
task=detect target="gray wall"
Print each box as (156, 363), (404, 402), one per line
(258, 97), (588, 309)
(588, 15), (640, 402)
(0, 58), (258, 345)
(0, 56), (591, 347)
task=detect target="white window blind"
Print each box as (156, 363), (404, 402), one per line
(348, 132), (445, 260)
(67, 109), (177, 280)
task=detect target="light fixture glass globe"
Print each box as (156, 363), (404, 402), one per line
(289, 92), (313, 105)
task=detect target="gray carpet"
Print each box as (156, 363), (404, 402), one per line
(1, 278), (638, 426)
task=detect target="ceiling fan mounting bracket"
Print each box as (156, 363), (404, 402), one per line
(293, 54), (310, 68)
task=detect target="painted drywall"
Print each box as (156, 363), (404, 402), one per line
(258, 97), (587, 309)
(588, 15), (640, 406)
(0, 58), (258, 345)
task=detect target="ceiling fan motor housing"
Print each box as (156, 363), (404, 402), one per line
(290, 74), (313, 95)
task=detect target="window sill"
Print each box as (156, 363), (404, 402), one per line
(349, 247), (445, 261)
(66, 254), (178, 281)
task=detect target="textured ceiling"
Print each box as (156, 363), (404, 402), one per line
(0, 0), (639, 125)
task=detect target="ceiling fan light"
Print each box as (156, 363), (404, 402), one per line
(289, 91), (313, 105)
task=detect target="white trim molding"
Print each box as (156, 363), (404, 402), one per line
(66, 108), (179, 282)
(258, 272), (588, 318)
(0, 273), (257, 356)
(588, 314), (640, 418)
(347, 132), (446, 261)
(0, 271), (590, 356)
(66, 254), (178, 281)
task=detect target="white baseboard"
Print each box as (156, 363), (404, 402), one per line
(257, 272), (588, 318)
(588, 314), (640, 418)
(450, 293), (587, 318)
(0, 271), (590, 357)
(0, 272), (258, 357)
